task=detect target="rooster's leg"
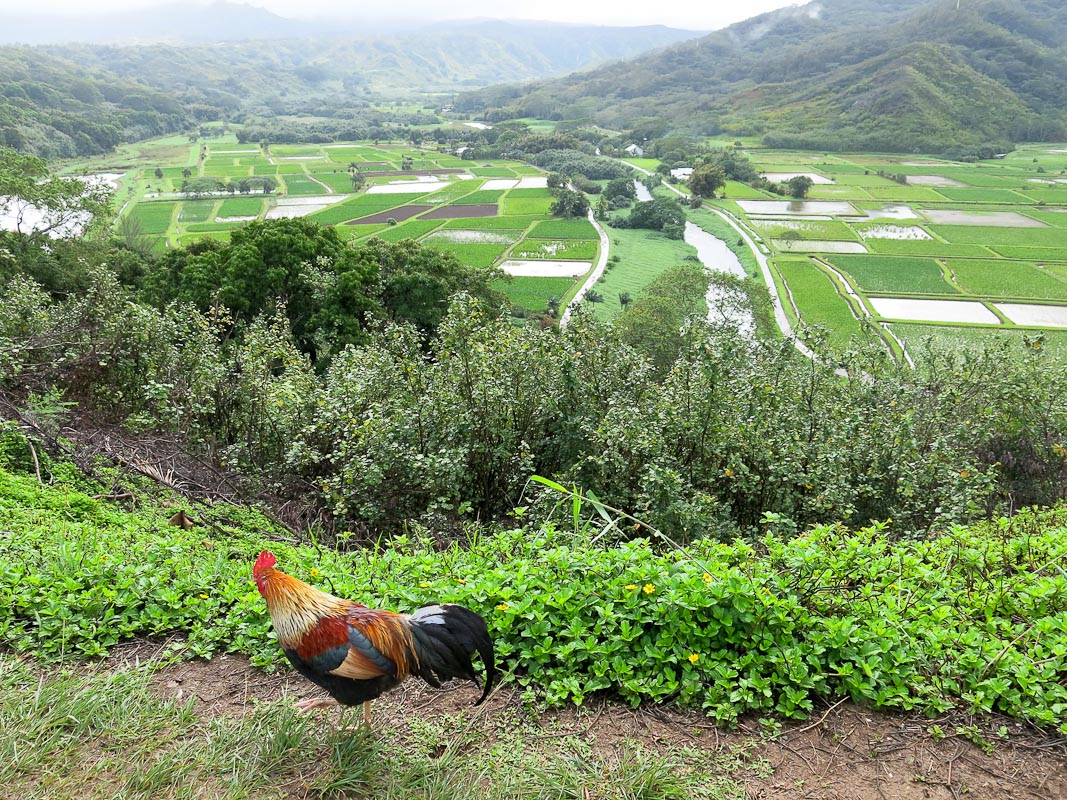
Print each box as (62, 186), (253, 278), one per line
(294, 697), (340, 714)
(363, 701), (372, 728)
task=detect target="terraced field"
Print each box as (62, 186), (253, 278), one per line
(110, 135), (599, 315)
(735, 144), (1067, 360)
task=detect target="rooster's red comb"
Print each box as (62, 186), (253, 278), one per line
(253, 550), (277, 574)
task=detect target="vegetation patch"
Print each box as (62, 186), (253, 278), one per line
(775, 259), (867, 351)
(947, 260), (1067, 299)
(494, 275), (576, 313)
(512, 239), (598, 260)
(530, 218), (599, 239)
(827, 255), (957, 295)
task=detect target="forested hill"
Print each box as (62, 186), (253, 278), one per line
(0, 48), (186, 159)
(1, 20), (700, 158)
(456, 0), (1067, 152)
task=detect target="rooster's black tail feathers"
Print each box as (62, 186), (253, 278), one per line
(409, 604), (498, 705)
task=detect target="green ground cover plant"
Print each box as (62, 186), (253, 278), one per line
(864, 186), (947, 202)
(308, 172), (356, 193)
(888, 323), (1067, 362)
(3, 466), (1067, 730)
(827, 255), (957, 294)
(947, 259), (1067, 299)
(934, 188), (1031, 204)
(454, 190), (505, 205)
(374, 220), (444, 241)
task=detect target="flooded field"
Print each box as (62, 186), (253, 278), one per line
(760, 172), (834, 185)
(907, 175), (967, 187)
(738, 200), (857, 216)
(923, 210), (1048, 227)
(854, 206), (919, 220)
(869, 298), (999, 324)
(995, 303), (1067, 328)
(773, 240), (868, 253)
(857, 225), (932, 240)
(265, 194), (349, 219)
(424, 230), (519, 244)
(500, 260), (591, 277)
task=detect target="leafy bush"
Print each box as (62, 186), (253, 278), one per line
(4, 464), (1067, 732)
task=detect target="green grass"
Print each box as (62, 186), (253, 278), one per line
(592, 227), (698, 319)
(0, 653), (748, 800)
(947, 260), (1067, 299)
(530, 218), (599, 239)
(774, 259), (869, 351)
(309, 172), (357, 193)
(827, 255), (957, 295)
(454, 190), (504, 205)
(934, 188), (1031, 204)
(993, 246), (1067, 263)
(494, 276), (577, 312)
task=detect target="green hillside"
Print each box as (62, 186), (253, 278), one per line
(457, 0), (1067, 152)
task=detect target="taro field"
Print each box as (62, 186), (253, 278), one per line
(106, 134), (600, 316)
(717, 144), (1067, 360)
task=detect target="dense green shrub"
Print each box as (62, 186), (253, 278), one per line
(3, 465), (1067, 730)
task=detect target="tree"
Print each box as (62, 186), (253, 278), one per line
(786, 175), (814, 199)
(154, 168), (164, 179)
(550, 188), (589, 218)
(181, 168), (192, 179)
(603, 177), (637, 204)
(0, 146), (111, 248)
(688, 164), (727, 198)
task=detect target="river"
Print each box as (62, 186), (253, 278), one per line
(633, 180), (755, 338)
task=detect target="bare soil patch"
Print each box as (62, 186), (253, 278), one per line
(345, 205), (431, 225)
(421, 204), (498, 220)
(130, 650), (1067, 800)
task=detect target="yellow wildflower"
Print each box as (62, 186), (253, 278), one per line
(625, 584), (638, 591)
(642, 583), (655, 595)
(688, 653), (700, 664)
(724, 468), (735, 477)
(959, 470), (970, 478)
(309, 568), (321, 579)
(702, 573), (712, 585)
(496, 603), (510, 611)
(419, 582), (430, 589)
(199, 593), (208, 599)
(456, 578), (467, 584)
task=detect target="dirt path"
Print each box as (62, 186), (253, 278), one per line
(118, 644), (1067, 800)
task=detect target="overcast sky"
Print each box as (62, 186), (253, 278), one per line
(7, 0), (805, 30)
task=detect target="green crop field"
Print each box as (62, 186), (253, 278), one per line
(281, 175), (329, 196)
(947, 259), (1067, 299)
(430, 242), (510, 268)
(310, 172), (357, 193)
(454, 190), (504, 205)
(494, 276), (577, 313)
(530, 218), (599, 239)
(864, 239), (995, 258)
(932, 225), (1067, 247)
(888, 323), (1067, 363)
(993, 246), (1067, 262)
(443, 216), (542, 231)
(774, 259), (869, 350)
(512, 239), (598, 260)
(827, 255), (957, 295)
(750, 219), (860, 241)
(505, 196), (555, 215)
(217, 198), (264, 218)
(128, 202), (177, 235)
(178, 201), (215, 223)
(935, 188), (1031, 204)
(592, 227), (698, 319)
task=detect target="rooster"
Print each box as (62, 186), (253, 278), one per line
(253, 550), (497, 727)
